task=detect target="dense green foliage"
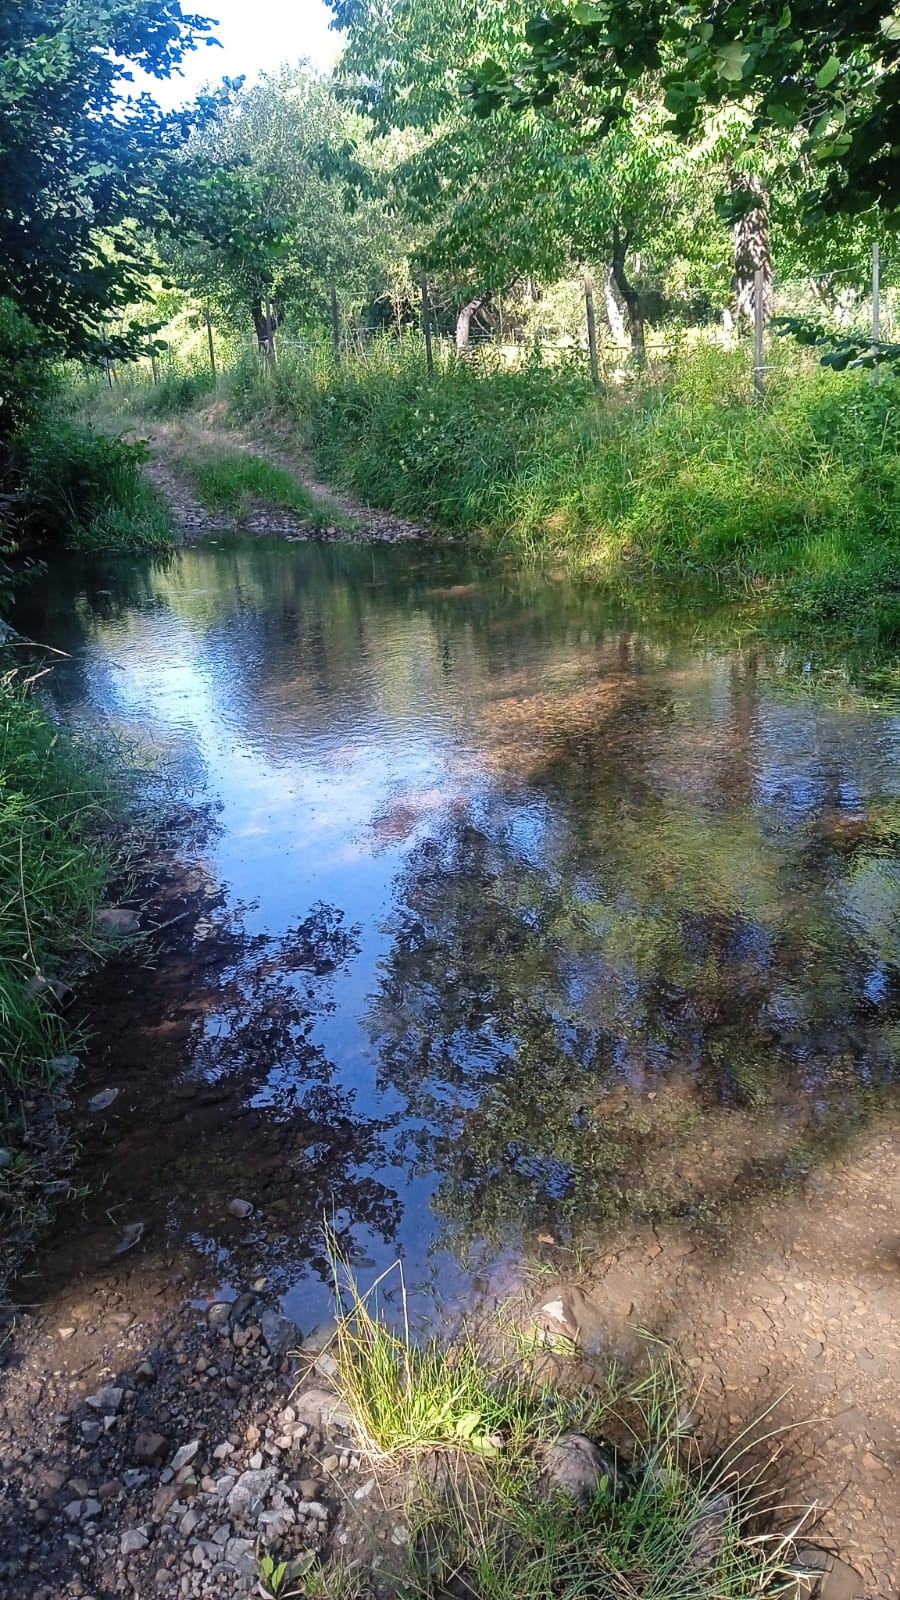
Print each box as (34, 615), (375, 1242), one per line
(0, 1), (218, 359)
(473, 1), (900, 220)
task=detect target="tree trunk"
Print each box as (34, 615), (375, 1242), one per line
(610, 229), (646, 365)
(602, 264), (627, 347)
(455, 292), (491, 357)
(731, 173), (773, 330)
(252, 295), (280, 355)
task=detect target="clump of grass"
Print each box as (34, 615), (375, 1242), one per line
(21, 419), (172, 551)
(314, 1249), (808, 1600)
(0, 669), (119, 1125)
(171, 442), (346, 530)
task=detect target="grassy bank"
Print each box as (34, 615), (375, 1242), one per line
(217, 339), (900, 649)
(276, 1261), (805, 1600)
(0, 666), (124, 1282)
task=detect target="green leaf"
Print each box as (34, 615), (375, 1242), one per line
(815, 55), (841, 89)
(714, 43), (750, 82)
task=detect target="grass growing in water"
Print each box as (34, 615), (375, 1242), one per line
(307, 1253), (807, 1600)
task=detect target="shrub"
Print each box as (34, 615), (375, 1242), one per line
(21, 420), (171, 549)
(0, 297), (59, 443)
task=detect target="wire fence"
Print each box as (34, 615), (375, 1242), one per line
(110, 246), (900, 402)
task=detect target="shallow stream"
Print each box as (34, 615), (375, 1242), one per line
(15, 541), (900, 1330)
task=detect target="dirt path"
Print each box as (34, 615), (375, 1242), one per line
(535, 1121), (900, 1597)
(145, 415), (429, 544)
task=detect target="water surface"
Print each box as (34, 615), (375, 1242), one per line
(16, 542), (900, 1325)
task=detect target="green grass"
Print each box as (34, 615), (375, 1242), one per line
(171, 441), (347, 530)
(22, 419), (173, 551)
(224, 337), (900, 651)
(0, 670), (120, 1130)
(301, 1251), (808, 1600)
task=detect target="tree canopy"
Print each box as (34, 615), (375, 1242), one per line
(0, 1), (221, 356)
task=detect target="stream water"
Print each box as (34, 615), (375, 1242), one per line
(14, 540), (900, 1332)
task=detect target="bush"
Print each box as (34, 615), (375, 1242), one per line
(21, 420), (172, 549)
(0, 297), (59, 442)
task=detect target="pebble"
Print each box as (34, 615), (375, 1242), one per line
(171, 1440), (201, 1471)
(226, 1199), (253, 1219)
(322, 1454), (339, 1474)
(120, 1528), (149, 1556)
(84, 1385), (123, 1414)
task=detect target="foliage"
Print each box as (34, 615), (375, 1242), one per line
(473, 1), (900, 222)
(0, 298), (60, 442)
(21, 422), (173, 550)
(141, 369), (217, 417)
(0, 1), (222, 358)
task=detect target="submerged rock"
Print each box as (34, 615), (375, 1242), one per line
(95, 907), (141, 936)
(260, 1306), (300, 1364)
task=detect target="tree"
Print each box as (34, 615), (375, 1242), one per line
(170, 67), (406, 347)
(0, 1), (221, 356)
(473, 2), (900, 223)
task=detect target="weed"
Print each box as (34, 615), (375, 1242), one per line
(21, 420), (172, 550)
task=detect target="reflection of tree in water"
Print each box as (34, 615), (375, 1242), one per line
(370, 793), (900, 1257)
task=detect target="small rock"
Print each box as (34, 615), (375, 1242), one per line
(120, 1529), (149, 1556)
(315, 1351), (339, 1380)
(64, 1501), (84, 1523)
(179, 1508), (202, 1537)
(171, 1441), (200, 1471)
(58, 1327), (76, 1341)
(292, 1386), (353, 1434)
(223, 1536), (255, 1576)
(153, 1485), (179, 1519)
(542, 1434), (616, 1508)
(135, 1360), (157, 1385)
(226, 1468), (276, 1523)
(248, 1450), (263, 1470)
(48, 1055), (80, 1080)
(297, 1500), (329, 1522)
(113, 1221), (145, 1255)
(687, 1492), (732, 1574)
(299, 1478), (320, 1500)
(81, 1498), (102, 1520)
(259, 1307), (299, 1365)
(212, 1442), (233, 1461)
(87, 1088), (119, 1114)
(84, 1386), (123, 1415)
(301, 1320), (338, 1357)
(226, 1199), (253, 1219)
(80, 1421), (101, 1446)
(95, 908), (141, 937)
(207, 1302), (232, 1331)
(322, 1454), (339, 1474)
(391, 1524), (408, 1547)
(133, 1433), (169, 1467)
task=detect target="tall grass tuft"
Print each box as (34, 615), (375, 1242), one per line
(314, 1248), (809, 1600)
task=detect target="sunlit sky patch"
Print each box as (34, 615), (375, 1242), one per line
(131, 0), (343, 108)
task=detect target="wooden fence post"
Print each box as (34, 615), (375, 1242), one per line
(584, 269), (601, 392)
(205, 305), (216, 380)
(150, 352), (159, 385)
(753, 267), (765, 398)
(330, 285), (341, 365)
(872, 241), (881, 383)
(264, 292), (278, 366)
(420, 272), (434, 377)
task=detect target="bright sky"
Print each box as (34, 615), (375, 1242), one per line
(140, 0), (344, 107)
